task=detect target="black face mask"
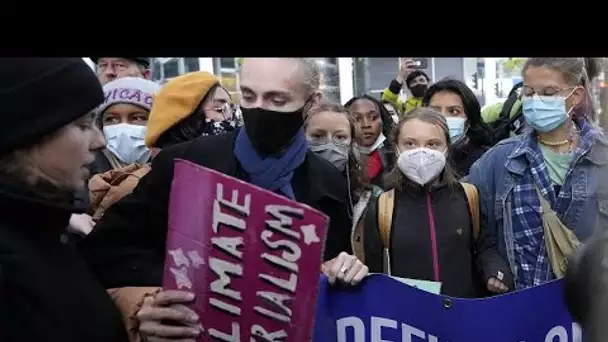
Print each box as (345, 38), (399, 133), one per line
(410, 84), (428, 98)
(241, 105), (305, 155)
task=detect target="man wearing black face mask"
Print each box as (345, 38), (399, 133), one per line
(381, 58), (431, 115)
(238, 98), (311, 156)
(80, 59), (365, 341)
(233, 99), (313, 198)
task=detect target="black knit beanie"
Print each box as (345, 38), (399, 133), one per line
(0, 58), (103, 156)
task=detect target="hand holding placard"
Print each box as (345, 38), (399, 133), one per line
(163, 160), (328, 342)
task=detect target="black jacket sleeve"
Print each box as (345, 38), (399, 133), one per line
(473, 197), (514, 291)
(362, 197), (383, 273)
(79, 143), (189, 289)
(72, 161), (98, 212)
(72, 188), (90, 212)
(388, 79), (404, 95)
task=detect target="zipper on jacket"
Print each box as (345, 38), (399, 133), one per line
(426, 191), (440, 282)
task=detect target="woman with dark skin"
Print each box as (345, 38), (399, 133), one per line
(345, 95), (396, 189)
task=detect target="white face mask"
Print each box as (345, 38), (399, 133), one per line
(358, 133), (386, 155)
(445, 117), (467, 143)
(397, 147), (446, 185)
(103, 123), (150, 165)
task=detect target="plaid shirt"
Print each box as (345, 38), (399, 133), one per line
(510, 121), (598, 289)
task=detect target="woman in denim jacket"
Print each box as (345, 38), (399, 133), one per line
(467, 58), (608, 290)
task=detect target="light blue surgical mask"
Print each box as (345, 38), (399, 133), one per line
(522, 94), (574, 133)
(445, 117), (467, 143)
(103, 123), (151, 164)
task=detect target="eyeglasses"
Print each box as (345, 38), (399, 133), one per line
(520, 86), (576, 103)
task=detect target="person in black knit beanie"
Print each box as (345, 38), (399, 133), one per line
(0, 57), (129, 342)
(0, 58), (105, 155)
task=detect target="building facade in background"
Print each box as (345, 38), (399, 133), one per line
(150, 58), (343, 104)
(147, 57), (473, 105)
(354, 58), (467, 99)
(90, 57), (600, 121)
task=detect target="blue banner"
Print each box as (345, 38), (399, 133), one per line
(313, 275), (581, 342)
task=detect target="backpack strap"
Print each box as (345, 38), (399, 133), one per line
(351, 192), (373, 263)
(501, 93), (526, 133)
(460, 182), (481, 241)
(509, 105), (526, 135)
(499, 93), (520, 121)
(378, 189), (395, 248)
(507, 81), (523, 98)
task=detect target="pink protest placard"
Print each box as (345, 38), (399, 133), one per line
(163, 159), (328, 342)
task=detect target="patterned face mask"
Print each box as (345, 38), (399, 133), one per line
(201, 118), (240, 136)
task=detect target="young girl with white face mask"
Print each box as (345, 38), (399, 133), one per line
(362, 107), (512, 298)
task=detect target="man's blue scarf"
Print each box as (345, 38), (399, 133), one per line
(233, 128), (307, 199)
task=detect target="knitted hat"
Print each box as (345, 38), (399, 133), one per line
(0, 58), (103, 155)
(145, 71), (219, 147)
(90, 57), (150, 68)
(97, 77), (160, 115)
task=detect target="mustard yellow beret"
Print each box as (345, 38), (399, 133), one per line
(145, 71), (219, 147)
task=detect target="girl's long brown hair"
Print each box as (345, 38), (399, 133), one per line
(384, 107), (460, 191)
(304, 102), (372, 203)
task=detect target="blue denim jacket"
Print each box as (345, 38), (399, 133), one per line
(466, 121), (608, 289)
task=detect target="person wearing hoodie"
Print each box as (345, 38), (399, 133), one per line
(0, 57), (128, 342)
